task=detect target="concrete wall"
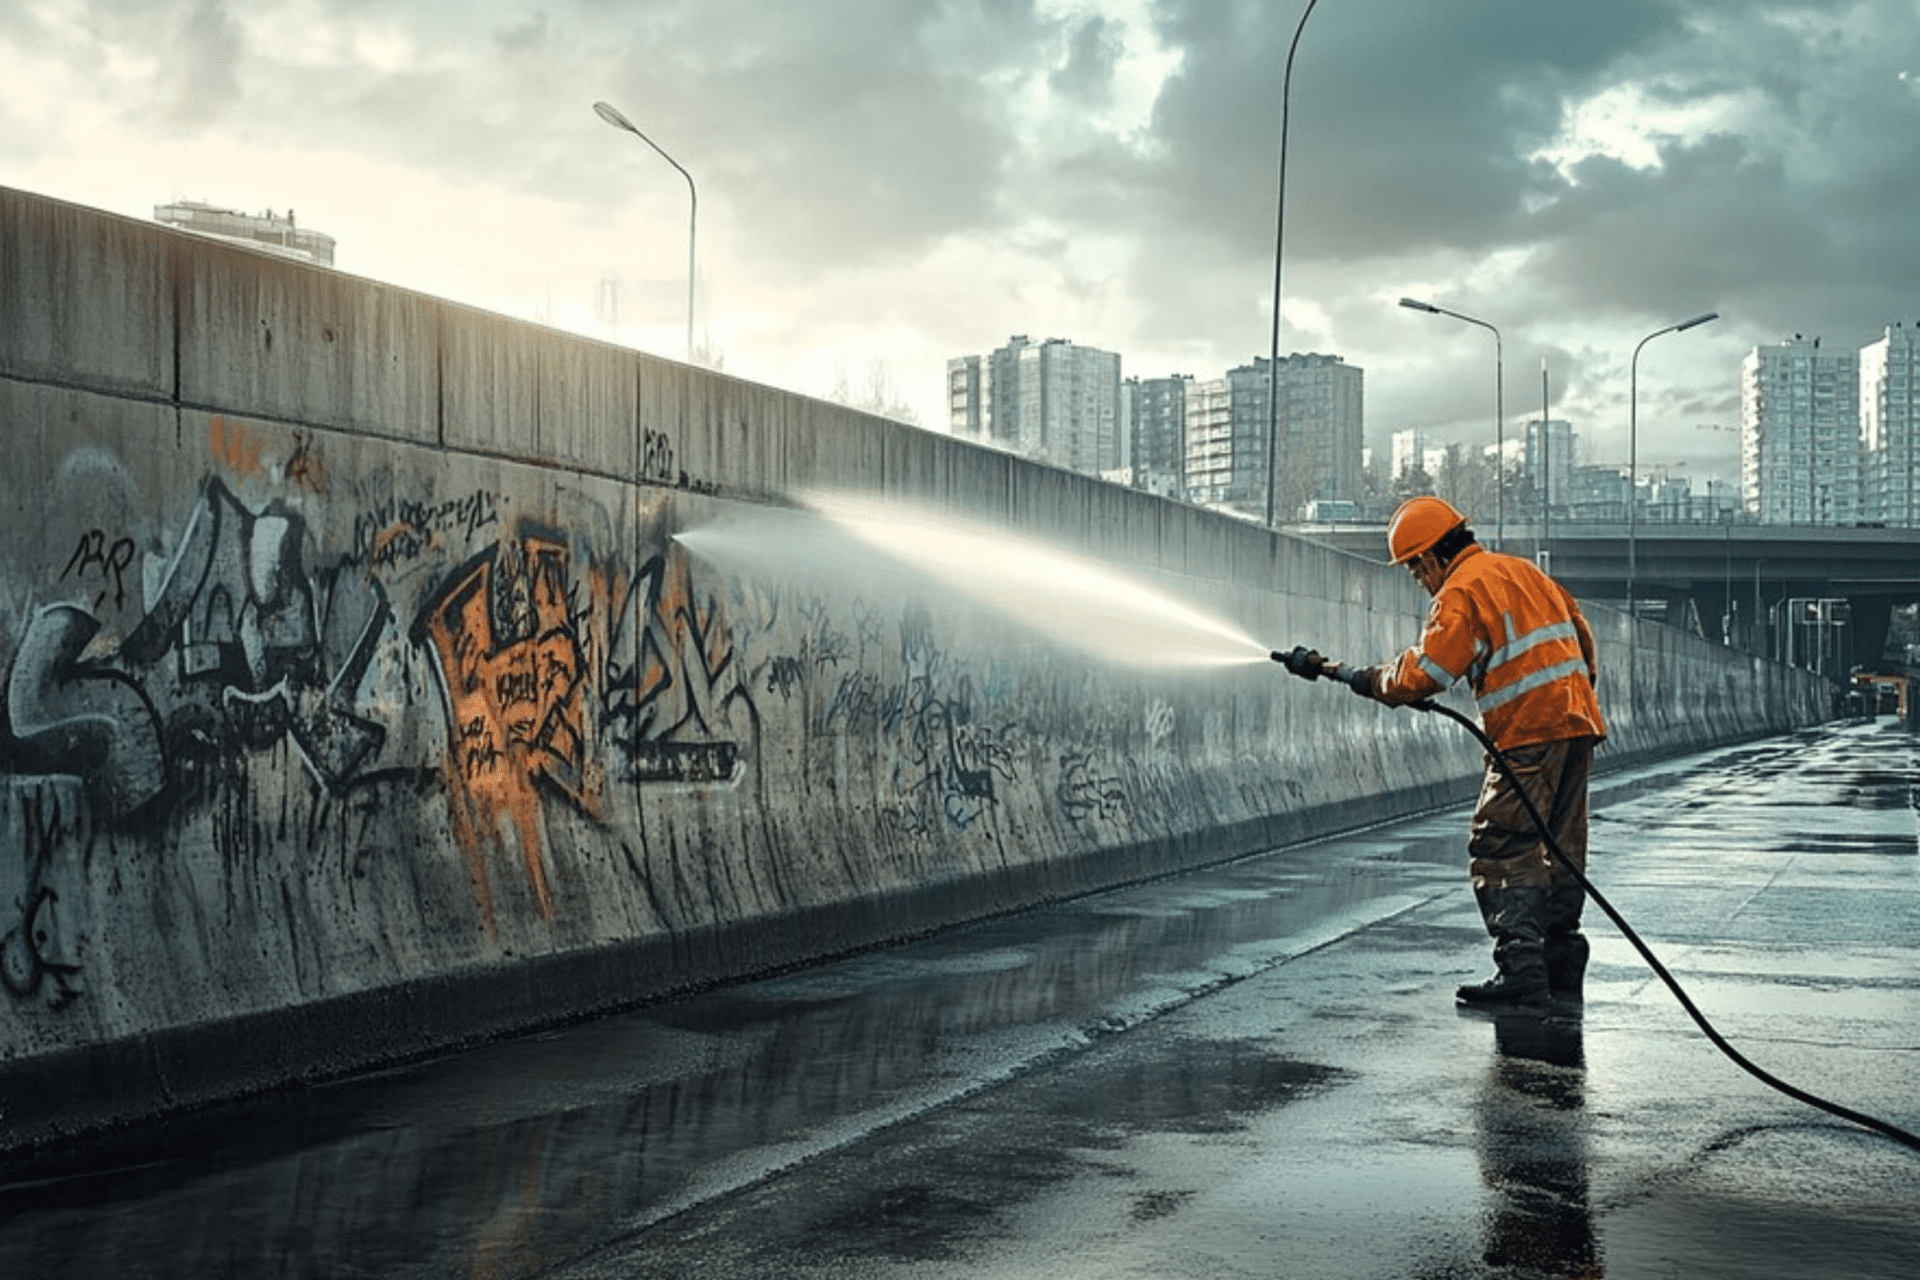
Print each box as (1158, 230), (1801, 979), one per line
(0, 187), (1830, 1150)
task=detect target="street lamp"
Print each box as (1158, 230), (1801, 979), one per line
(1263, 0), (1320, 528)
(1627, 311), (1719, 621)
(1539, 356), (1551, 569)
(1400, 297), (1504, 549)
(594, 100), (698, 362)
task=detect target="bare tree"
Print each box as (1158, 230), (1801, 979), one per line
(829, 357), (920, 426)
(689, 328), (727, 371)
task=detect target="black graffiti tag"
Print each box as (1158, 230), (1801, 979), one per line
(766, 654), (807, 701)
(352, 492), (502, 569)
(60, 530), (136, 610)
(1, 783), (86, 1009)
(642, 430), (676, 484)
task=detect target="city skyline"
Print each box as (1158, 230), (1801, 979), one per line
(7, 1), (1920, 489)
(949, 326), (1919, 527)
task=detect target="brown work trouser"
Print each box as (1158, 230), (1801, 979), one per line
(1467, 736), (1595, 957)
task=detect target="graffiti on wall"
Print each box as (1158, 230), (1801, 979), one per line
(0, 780), (87, 1008)
(623, 549), (746, 784)
(818, 606), (1024, 836)
(1058, 751), (1131, 825)
(353, 491), (502, 571)
(636, 427), (721, 497)
(1, 474), (401, 1007)
(5, 477), (391, 821)
(60, 530), (136, 612)
(415, 533), (589, 923)
(409, 513), (763, 925)
(0, 421), (1138, 1017)
(0, 428), (762, 1002)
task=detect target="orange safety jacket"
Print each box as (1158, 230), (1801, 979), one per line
(1373, 543), (1607, 750)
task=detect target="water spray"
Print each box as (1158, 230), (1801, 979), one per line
(1272, 645), (1920, 1154)
(681, 491), (1275, 671)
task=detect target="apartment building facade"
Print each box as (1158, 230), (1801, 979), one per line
(1741, 335), (1861, 525)
(947, 336), (1123, 477)
(1192, 355), (1363, 520)
(1126, 374), (1190, 499)
(1861, 322), (1920, 526)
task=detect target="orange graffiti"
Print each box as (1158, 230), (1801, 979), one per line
(207, 416), (328, 493)
(208, 415), (265, 481)
(421, 538), (590, 925)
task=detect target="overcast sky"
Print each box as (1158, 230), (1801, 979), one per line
(7, 0), (1920, 488)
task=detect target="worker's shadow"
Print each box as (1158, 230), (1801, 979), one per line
(1466, 1011), (1604, 1278)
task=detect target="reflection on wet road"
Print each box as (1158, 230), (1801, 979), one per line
(2, 720), (1915, 1279)
(0, 818), (1444, 1277)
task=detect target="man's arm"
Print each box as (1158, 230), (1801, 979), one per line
(1368, 591), (1480, 705)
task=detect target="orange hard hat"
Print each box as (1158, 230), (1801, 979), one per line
(1387, 496), (1468, 564)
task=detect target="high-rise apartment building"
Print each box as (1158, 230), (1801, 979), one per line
(1126, 375), (1190, 499)
(1275, 354), (1364, 516)
(1222, 359), (1276, 511)
(1861, 322), (1920, 526)
(947, 354), (987, 439)
(947, 336), (1123, 477)
(153, 200), (336, 265)
(1026, 337), (1122, 476)
(1185, 355), (1363, 520)
(1741, 335), (1860, 525)
(1183, 376), (1234, 505)
(1521, 418), (1577, 515)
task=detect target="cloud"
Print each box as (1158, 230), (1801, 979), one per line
(579, 1), (1060, 275)
(158, 0), (246, 130)
(1050, 14), (1121, 106)
(9, 0), (1920, 471)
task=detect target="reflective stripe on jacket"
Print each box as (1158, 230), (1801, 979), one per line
(1374, 543), (1607, 750)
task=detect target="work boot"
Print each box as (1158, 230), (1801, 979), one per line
(1455, 968), (1550, 1008)
(1459, 883), (1551, 1008)
(1545, 933), (1590, 1004)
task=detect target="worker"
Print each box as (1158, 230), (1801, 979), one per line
(1298, 496), (1607, 1008)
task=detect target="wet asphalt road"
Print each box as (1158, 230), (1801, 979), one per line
(2, 719), (1916, 1279)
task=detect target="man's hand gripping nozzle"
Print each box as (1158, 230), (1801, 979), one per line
(1272, 646), (1375, 696)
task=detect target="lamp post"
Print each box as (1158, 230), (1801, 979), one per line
(1400, 297), (1504, 549)
(594, 100), (698, 362)
(1626, 311), (1719, 621)
(1263, 0), (1320, 528)
(1539, 356), (1551, 570)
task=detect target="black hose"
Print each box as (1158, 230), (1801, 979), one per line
(1410, 695), (1920, 1153)
(1272, 649), (1920, 1153)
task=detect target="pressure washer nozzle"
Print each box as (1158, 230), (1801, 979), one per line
(1274, 646), (1330, 681)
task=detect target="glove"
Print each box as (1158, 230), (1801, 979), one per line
(1343, 664), (1379, 699)
(1280, 646), (1329, 681)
